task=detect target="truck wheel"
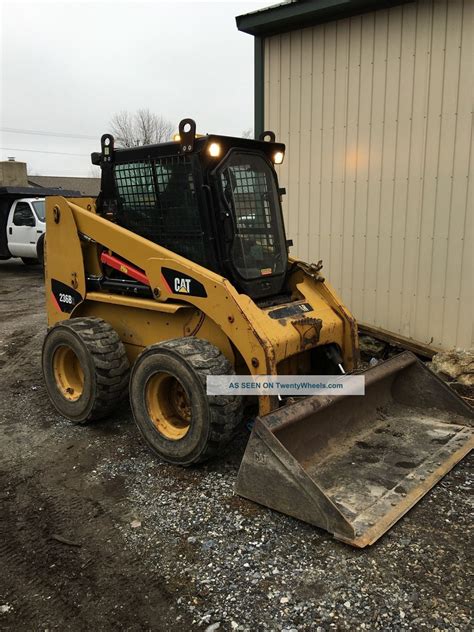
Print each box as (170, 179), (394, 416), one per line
(42, 317), (130, 424)
(130, 338), (243, 466)
(37, 234), (45, 266)
(21, 257), (40, 265)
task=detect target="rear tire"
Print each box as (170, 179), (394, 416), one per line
(130, 338), (242, 466)
(36, 234), (45, 266)
(42, 317), (130, 424)
(21, 257), (40, 265)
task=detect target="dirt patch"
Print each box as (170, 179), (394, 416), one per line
(0, 261), (191, 631)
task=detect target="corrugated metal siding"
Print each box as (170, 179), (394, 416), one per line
(264, 0), (473, 350)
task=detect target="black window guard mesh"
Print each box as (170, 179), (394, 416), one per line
(114, 155), (207, 266)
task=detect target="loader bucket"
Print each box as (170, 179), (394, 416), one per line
(236, 352), (473, 547)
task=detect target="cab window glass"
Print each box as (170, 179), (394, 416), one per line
(13, 203), (35, 226)
(218, 153), (286, 280)
(32, 200), (45, 221)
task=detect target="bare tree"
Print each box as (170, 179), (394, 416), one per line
(241, 128), (253, 139)
(110, 109), (174, 147)
(109, 111), (134, 148)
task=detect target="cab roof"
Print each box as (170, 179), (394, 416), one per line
(91, 119), (285, 167)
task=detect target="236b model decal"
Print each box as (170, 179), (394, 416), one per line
(59, 293), (74, 305)
(51, 279), (83, 313)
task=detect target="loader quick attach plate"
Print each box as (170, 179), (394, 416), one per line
(236, 352), (474, 547)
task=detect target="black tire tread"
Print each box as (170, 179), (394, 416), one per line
(154, 338), (243, 463)
(50, 317), (130, 423)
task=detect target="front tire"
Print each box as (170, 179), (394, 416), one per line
(130, 338), (242, 466)
(42, 317), (130, 424)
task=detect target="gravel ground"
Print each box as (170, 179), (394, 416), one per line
(0, 259), (472, 631)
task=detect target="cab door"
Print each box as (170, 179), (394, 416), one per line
(7, 201), (37, 258)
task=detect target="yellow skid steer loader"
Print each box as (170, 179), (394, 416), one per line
(42, 119), (473, 547)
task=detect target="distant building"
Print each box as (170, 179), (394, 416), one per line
(0, 159), (29, 187)
(28, 176), (100, 197)
(0, 160), (100, 196)
(237, 0), (472, 351)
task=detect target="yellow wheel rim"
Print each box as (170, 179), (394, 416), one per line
(53, 345), (85, 402)
(145, 373), (191, 440)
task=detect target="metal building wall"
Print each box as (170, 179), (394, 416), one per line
(264, 0), (472, 350)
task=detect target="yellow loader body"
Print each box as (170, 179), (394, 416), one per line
(42, 121), (472, 547)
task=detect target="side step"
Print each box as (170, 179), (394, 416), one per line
(236, 352), (473, 547)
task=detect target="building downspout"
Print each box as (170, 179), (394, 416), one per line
(254, 36), (264, 138)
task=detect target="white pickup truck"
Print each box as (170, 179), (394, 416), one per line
(3, 197), (45, 264)
(0, 186), (81, 266)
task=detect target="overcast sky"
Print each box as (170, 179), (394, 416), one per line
(0, 0), (269, 177)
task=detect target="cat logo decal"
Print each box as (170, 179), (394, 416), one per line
(161, 268), (207, 298)
(174, 278), (191, 293)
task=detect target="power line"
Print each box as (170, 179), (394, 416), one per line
(0, 146), (89, 157)
(0, 127), (99, 141)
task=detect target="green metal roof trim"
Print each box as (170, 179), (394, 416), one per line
(236, 0), (412, 36)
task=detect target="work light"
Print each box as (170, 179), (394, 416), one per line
(208, 142), (221, 157)
(273, 151), (284, 164)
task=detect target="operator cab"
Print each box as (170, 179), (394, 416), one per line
(92, 118), (289, 300)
